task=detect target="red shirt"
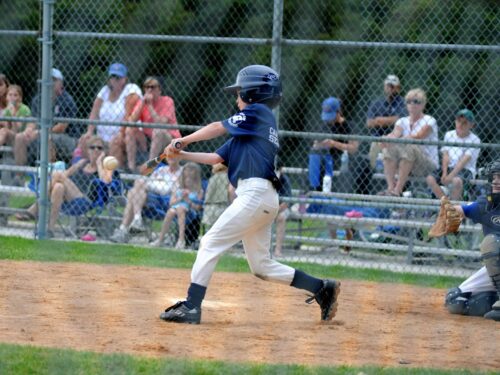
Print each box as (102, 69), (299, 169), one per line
(134, 96), (181, 138)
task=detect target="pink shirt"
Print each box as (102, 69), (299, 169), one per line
(134, 95), (180, 138)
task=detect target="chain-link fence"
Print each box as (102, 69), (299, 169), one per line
(0, 0), (499, 276)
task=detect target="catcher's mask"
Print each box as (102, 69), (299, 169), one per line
(486, 159), (500, 209)
(224, 65), (282, 109)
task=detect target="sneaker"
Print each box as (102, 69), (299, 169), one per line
(129, 216), (146, 233)
(159, 301), (201, 324)
(175, 239), (186, 249)
(150, 238), (164, 247)
(110, 228), (129, 243)
(305, 279), (341, 321)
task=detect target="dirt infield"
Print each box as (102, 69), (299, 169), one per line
(0, 260), (499, 371)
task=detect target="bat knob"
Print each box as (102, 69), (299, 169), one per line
(173, 140), (182, 150)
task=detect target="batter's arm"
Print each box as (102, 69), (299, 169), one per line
(176, 151), (224, 166)
(178, 121), (227, 148)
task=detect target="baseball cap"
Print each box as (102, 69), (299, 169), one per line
(456, 109), (475, 123)
(321, 97), (340, 122)
(52, 68), (64, 81)
(108, 63), (128, 78)
(384, 74), (400, 86)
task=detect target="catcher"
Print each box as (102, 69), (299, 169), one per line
(429, 159), (500, 321)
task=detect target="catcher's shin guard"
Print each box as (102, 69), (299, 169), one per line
(306, 279), (341, 321)
(445, 287), (498, 316)
(480, 234), (500, 321)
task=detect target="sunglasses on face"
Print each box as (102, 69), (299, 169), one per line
(89, 145), (104, 150)
(406, 99), (423, 105)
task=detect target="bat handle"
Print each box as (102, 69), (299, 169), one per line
(173, 140), (183, 150)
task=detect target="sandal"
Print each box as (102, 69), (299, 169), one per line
(15, 211), (36, 221)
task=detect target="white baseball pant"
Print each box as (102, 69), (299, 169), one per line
(191, 177), (296, 287)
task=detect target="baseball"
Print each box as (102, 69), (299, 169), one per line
(103, 156), (119, 171)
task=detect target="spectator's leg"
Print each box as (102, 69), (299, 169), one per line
(132, 179), (148, 215)
(308, 153), (321, 190)
(149, 130), (172, 160)
(450, 177), (464, 201)
(14, 132), (32, 166)
(109, 133), (126, 169)
(125, 127), (147, 172)
(382, 157), (398, 192)
(393, 159), (414, 195)
(426, 175), (445, 198)
(48, 182), (65, 231)
(176, 207), (187, 248)
(157, 207), (177, 244)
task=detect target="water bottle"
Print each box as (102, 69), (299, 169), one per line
(340, 151), (349, 173)
(322, 175), (332, 193)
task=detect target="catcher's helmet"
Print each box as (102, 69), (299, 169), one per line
(224, 65), (282, 109)
(486, 159), (500, 208)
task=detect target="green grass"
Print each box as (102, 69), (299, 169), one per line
(0, 235), (463, 289)
(0, 343), (494, 375)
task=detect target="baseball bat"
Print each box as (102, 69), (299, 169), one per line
(140, 153), (167, 176)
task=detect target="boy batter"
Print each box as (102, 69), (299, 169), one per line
(160, 65), (340, 324)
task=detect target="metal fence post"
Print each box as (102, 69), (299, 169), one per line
(272, 0), (284, 128)
(37, 0), (55, 239)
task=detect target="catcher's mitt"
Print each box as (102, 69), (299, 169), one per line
(428, 196), (462, 238)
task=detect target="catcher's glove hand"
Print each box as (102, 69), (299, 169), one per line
(428, 196), (462, 238)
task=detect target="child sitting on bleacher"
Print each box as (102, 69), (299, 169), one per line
(426, 109), (480, 201)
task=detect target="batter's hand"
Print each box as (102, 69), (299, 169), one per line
(171, 138), (185, 151)
(165, 144), (180, 159)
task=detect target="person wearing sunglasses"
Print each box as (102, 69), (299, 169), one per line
(127, 76), (181, 172)
(16, 136), (118, 238)
(380, 88), (438, 196)
(80, 63), (142, 169)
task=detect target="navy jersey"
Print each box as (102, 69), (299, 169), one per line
(366, 95), (406, 137)
(217, 103), (278, 187)
(461, 196), (500, 236)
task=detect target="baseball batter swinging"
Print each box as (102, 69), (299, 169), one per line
(159, 65), (340, 324)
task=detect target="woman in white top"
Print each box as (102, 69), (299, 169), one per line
(81, 63), (142, 169)
(381, 88), (438, 196)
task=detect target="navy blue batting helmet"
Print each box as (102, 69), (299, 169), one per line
(224, 65), (282, 109)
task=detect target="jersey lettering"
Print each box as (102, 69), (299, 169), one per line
(269, 127), (279, 147)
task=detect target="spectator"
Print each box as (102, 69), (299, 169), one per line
(0, 84), (31, 146)
(201, 163), (232, 231)
(308, 98), (335, 191)
(426, 109), (480, 200)
(312, 98), (358, 243)
(14, 68), (78, 167)
(380, 88), (438, 196)
(313, 97), (359, 180)
(80, 63), (142, 170)
(366, 74), (407, 168)
(109, 157), (182, 243)
(17, 136), (118, 237)
(0, 73), (10, 116)
(152, 162), (204, 249)
(129, 76), (181, 171)
(274, 160), (292, 257)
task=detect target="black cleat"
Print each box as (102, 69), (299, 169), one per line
(484, 301), (500, 322)
(159, 301), (201, 324)
(306, 279), (341, 321)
